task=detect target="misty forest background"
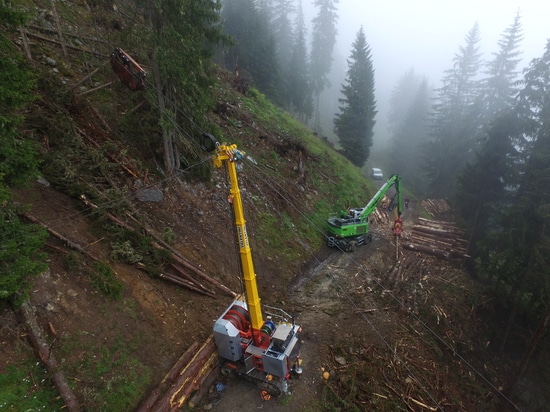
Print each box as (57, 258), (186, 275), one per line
(2, 0), (550, 368)
(219, 0), (550, 354)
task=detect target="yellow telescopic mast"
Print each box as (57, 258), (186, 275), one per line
(212, 143), (264, 333)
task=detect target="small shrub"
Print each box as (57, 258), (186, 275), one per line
(89, 261), (123, 299)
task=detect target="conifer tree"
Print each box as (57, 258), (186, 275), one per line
(310, 0), (338, 132)
(424, 23), (483, 196)
(387, 78), (431, 194)
(481, 12), (523, 123)
(287, 1), (312, 121)
(146, 0), (226, 175)
(454, 109), (522, 252)
(221, 0), (282, 103)
(467, 40), (550, 352)
(387, 69), (424, 136)
(271, 0), (295, 73)
(333, 27), (376, 167)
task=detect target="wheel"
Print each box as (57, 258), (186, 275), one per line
(348, 241), (357, 252)
(221, 364), (236, 377)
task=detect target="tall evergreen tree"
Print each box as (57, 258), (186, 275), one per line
(424, 23), (483, 196)
(221, 0), (282, 103)
(287, 0), (312, 121)
(387, 78), (431, 194)
(310, 0), (338, 132)
(454, 109), (522, 253)
(387, 69), (424, 135)
(271, 0), (295, 73)
(468, 40), (550, 353)
(481, 12), (523, 126)
(454, 14), (523, 270)
(145, 0), (226, 175)
(333, 27), (376, 167)
(506, 38), (550, 309)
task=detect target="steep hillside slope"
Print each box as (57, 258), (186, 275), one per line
(1, 2), (546, 412)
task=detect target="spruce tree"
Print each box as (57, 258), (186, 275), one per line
(387, 69), (424, 136)
(424, 23), (483, 197)
(287, 1), (312, 121)
(333, 27), (376, 167)
(481, 12), (523, 123)
(468, 40), (550, 352)
(310, 0), (338, 132)
(145, 0), (226, 175)
(221, 0), (282, 103)
(387, 78), (431, 194)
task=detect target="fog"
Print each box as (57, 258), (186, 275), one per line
(304, 0), (550, 146)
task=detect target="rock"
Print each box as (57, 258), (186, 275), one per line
(45, 57), (57, 66)
(135, 188), (164, 202)
(334, 355), (346, 365)
(37, 176), (51, 187)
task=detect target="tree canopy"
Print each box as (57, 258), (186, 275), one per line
(333, 27), (376, 167)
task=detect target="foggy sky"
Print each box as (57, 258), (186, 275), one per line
(304, 0), (550, 145)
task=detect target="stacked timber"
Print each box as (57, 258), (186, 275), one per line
(136, 335), (221, 411)
(370, 207), (393, 225)
(403, 217), (469, 259)
(421, 199), (451, 217)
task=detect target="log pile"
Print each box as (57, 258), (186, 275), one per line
(403, 217), (469, 259)
(135, 335), (221, 411)
(421, 199), (451, 217)
(370, 206), (393, 225)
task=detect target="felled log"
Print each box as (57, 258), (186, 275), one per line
(76, 81), (117, 96)
(19, 27), (32, 60)
(169, 263), (215, 297)
(410, 235), (454, 251)
(21, 213), (101, 262)
(135, 341), (200, 412)
(27, 23), (110, 44)
(17, 302), (81, 411)
(421, 199), (451, 216)
(412, 225), (462, 239)
(403, 243), (450, 259)
(187, 364), (220, 408)
(124, 211), (236, 298)
(22, 30), (106, 57)
(151, 335), (217, 411)
(418, 217), (464, 231)
(159, 272), (216, 298)
(51, 0), (68, 59)
(170, 351), (220, 409)
(80, 196), (234, 297)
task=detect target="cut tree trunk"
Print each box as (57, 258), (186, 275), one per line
(135, 341), (200, 412)
(17, 301), (81, 411)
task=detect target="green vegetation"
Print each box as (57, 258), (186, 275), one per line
(58, 332), (152, 411)
(0, 362), (64, 411)
(63, 252), (123, 299)
(0, 1), (49, 306)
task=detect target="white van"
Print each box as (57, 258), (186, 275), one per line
(370, 168), (383, 180)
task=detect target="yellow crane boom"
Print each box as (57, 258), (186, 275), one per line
(212, 143), (264, 332)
